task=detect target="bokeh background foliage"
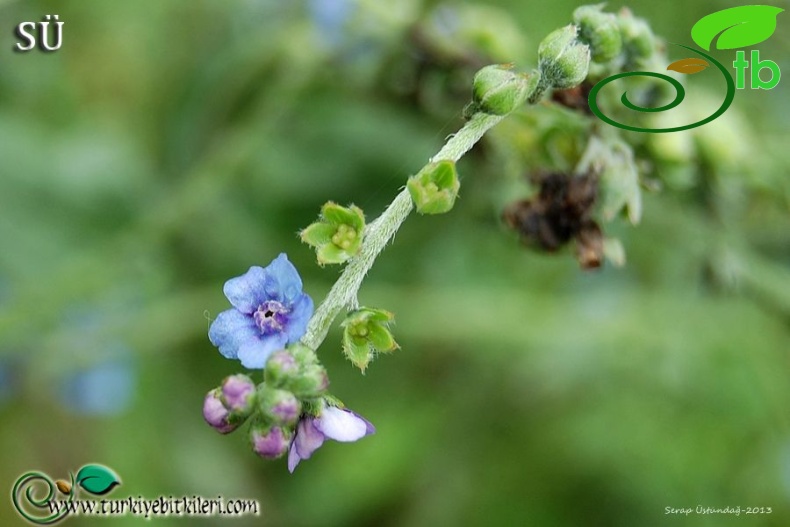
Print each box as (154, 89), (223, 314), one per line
(1, 0), (789, 525)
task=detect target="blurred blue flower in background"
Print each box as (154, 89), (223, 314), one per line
(308, 0), (355, 46)
(59, 346), (136, 416)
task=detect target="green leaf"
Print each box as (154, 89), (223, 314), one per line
(691, 6), (783, 51)
(75, 465), (121, 496)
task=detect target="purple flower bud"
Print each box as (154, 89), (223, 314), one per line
(251, 425), (292, 459)
(203, 389), (238, 434)
(260, 387), (301, 426)
(221, 374), (256, 415)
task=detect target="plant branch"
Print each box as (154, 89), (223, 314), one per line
(301, 113), (505, 350)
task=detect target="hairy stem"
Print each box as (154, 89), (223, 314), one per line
(301, 112), (505, 350)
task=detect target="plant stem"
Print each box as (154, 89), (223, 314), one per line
(300, 112), (505, 350)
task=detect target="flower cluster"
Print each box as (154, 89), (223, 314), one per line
(202, 4), (663, 474)
(204, 254), (375, 471)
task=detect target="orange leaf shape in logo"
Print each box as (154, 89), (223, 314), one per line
(666, 58), (710, 74)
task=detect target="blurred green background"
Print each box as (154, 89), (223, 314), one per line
(1, 0), (789, 525)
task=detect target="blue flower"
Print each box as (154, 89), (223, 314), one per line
(59, 351), (136, 416)
(209, 254), (314, 369)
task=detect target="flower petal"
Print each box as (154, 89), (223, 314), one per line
(263, 253), (304, 304)
(237, 333), (288, 369)
(223, 266), (269, 314)
(294, 417), (326, 459)
(285, 293), (314, 343)
(208, 309), (259, 360)
(287, 441), (301, 473)
(315, 407), (375, 442)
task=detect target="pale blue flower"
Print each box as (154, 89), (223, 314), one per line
(209, 254), (313, 369)
(288, 406), (375, 472)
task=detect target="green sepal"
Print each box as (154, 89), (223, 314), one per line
(316, 244), (349, 265)
(300, 222), (336, 247)
(407, 160), (460, 215)
(340, 307), (398, 372)
(342, 331), (373, 373)
(368, 324), (398, 353)
(300, 202), (365, 265)
(322, 202), (365, 231)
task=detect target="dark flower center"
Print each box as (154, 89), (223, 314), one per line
(253, 300), (289, 334)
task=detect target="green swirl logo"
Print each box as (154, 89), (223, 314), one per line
(589, 5), (783, 133)
(11, 465), (121, 525)
(12, 471), (73, 525)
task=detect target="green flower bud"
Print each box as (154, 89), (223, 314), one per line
(572, 5), (622, 63)
(341, 308), (398, 373)
(300, 202), (365, 265)
(618, 11), (655, 65)
(538, 25), (591, 89)
(264, 344), (328, 398)
(264, 350), (299, 388)
(288, 343), (319, 367)
(407, 160), (460, 215)
(471, 64), (539, 116)
(258, 385), (301, 426)
(286, 363), (329, 399)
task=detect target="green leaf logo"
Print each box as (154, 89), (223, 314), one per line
(75, 465), (121, 495)
(691, 5), (783, 51)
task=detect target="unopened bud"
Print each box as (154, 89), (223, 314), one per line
(286, 364), (329, 399)
(259, 385), (301, 426)
(250, 424), (292, 459)
(538, 25), (591, 89)
(618, 11), (655, 65)
(203, 388), (239, 434)
(471, 64), (539, 115)
(264, 350), (299, 387)
(220, 374), (256, 416)
(573, 5), (622, 63)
